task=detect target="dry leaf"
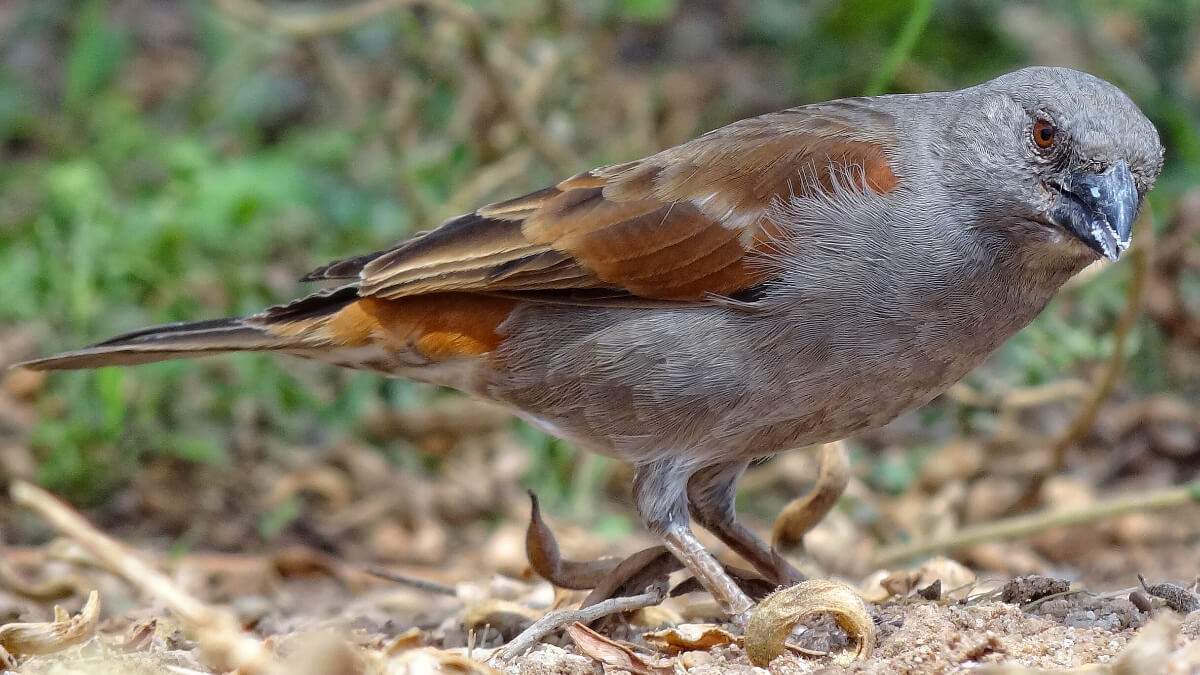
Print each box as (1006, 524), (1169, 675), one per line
(462, 599), (543, 639)
(912, 556), (976, 600)
(772, 441), (851, 551)
(858, 569), (895, 604)
(880, 570), (919, 598)
(628, 605), (682, 628)
(525, 491), (619, 590)
(388, 646), (499, 674)
(877, 556), (976, 601)
(565, 622), (672, 675)
(744, 579), (875, 667)
(642, 623), (737, 654)
(278, 630), (367, 675)
(383, 628), (425, 656)
(0, 590), (100, 656)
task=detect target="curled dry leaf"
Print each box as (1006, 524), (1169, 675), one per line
(525, 491), (619, 590)
(744, 579), (875, 667)
(0, 590), (100, 656)
(772, 441), (851, 552)
(565, 622), (672, 675)
(642, 623), (738, 654)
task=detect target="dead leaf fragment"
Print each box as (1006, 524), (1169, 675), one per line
(388, 646), (499, 674)
(462, 599), (543, 640)
(642, 623), (738, 654)
(875, 556), (976, 601)
(565, 622), (672, 675)
(917, 579), (942, 601)
(279, 630), (368, 675)
(383, 627), (426, 656)
(744, 579), (875, 667)
(880, 570), (919, 598)
(0, 590), (100, 656)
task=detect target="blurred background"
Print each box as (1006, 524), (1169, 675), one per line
(1, 0), (1198, 590)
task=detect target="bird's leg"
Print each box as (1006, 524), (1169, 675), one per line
(687, 461), (803, 587)
(632, 459), (754, 617)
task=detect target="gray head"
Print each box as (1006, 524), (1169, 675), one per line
(937, 66), (1164, 262)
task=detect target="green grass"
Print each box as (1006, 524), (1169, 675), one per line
(1, 0), (1197, 519)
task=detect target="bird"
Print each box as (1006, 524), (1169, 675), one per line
(21, 66), (1164, 617)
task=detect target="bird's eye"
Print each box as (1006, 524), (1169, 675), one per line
(1033, 119), (1057, 149)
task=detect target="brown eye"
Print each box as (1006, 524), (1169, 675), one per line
(1033, 119), (1057, 149)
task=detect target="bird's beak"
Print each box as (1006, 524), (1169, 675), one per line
(1051, 159), (1138, 261)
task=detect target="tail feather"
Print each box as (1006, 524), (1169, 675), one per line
(17, 286), (362, 372)
(16, 319), (288, 371)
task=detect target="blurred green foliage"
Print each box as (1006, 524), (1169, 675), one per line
(1, 0), (1198, 520)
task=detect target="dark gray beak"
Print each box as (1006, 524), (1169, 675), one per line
(1051, 159), (1138, 261)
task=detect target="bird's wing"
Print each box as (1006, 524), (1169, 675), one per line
(305, 106), (899, 305)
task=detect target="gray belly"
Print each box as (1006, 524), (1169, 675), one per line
(480, 217), (1094, 464)
(484, 276), (1056, 464)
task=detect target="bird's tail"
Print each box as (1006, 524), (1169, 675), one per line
(16, 287), (359, 371)
(16, 319), (291, 370)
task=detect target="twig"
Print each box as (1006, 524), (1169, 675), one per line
(364, 567), (457, 596)
(494, 584), (666, 660)
(1006, 219), (1153, 514)
(10, 481), (278, 674)
(871, 480), (1200, 567)
(947, 380), (1089, 410)
(1021, 586), (1085, 612)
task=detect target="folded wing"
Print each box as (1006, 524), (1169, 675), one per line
(305, 105), (899, 305)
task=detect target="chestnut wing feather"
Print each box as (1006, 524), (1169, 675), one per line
(305, 105), (898, 305)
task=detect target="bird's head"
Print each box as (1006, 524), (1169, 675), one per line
(938, 66), (1164, 262)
